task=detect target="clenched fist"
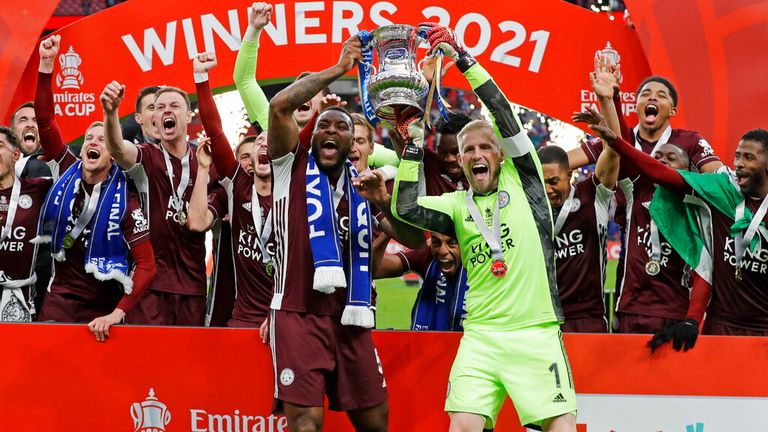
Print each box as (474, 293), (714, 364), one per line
(193, 52), (218, 74)
(100, 81), (126, 114)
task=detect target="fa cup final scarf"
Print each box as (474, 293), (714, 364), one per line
(306, 152), (374, 328)
(34, 161), (133, 292)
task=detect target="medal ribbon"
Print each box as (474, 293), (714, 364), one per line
(633, 125), (672, 156)
(161, 145), (191, 212)
(733, 194), (768, 274)
(649, 218), (662, 263)
(553, 185), (576, 236)
(465, 189), (504, 263)
(250, 184), (273, 264)
(0, 179), (21, 243)
(67, 181), (103, 244)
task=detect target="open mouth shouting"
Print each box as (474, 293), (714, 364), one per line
(471, 162), (490, 181)
(162, 115), (177, 135)
(319, 139), (339, 160)
(22, 128), (37, 146)
(86, 148), (101, 161)
(644, 104), (659, 124)
(438, 257), (455, 273)
(735, 170), (750, 189)
(297, 103), (311, 114)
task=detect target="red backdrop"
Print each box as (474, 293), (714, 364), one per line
(0, 0), (60, 124)
(6, 0), (650, 146)
(625, 0), (768, 160)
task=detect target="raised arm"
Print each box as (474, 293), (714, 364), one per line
(268, 35), (361, 159)
(352, 169), (425, 249)
(587, 117), (691, 195)
(186, 140), (217, 232)
(101, 81), (139, 169)
(35, 35), (67, 160)
(193, 52), (238, 178)
(233, 2), (271, 130)
(391, 143), (458, 239)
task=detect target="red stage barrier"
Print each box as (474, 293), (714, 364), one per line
(7, 0), (650, 142)
(0, 324), (765, 431)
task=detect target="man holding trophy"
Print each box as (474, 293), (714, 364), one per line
(387, 24), (578, 432)
(265, 30), (424, 430)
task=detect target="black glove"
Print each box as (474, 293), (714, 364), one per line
(648, 319), (699, 353)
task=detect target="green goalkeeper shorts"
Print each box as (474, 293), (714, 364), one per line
(444, 323), (577, 428)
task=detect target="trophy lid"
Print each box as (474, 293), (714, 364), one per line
(369, 24), (422, 47)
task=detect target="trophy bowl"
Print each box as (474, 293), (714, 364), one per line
(364, 24), (430, 121)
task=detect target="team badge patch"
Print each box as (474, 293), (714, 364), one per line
(280, 368), (295, 386)
(497, 191), (510, 208)
(18, 194), (32, 210)
(569, 198), (581, 212)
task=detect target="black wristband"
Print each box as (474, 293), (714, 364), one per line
(455, 54), (477, 73)
(402, 144), (424, 162)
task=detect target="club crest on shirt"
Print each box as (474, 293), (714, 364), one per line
(18, 194), (32, 210)
(0, 196), (7, 212)
(498, 191), (510, 208)
(570, 198), (581, 212)
(242, 202), (252, 212)
(280, 368), (294, 386)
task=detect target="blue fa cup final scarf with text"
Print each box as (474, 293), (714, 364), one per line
(34, 161), (133, 292)
(412, 262), (468, 331)
(306, 152), (374, 328)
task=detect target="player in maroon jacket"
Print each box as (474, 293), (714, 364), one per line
(33, 35), (156, 341)
(570, 59), (721, 333)
(265, 35), (423, 432)
(102, 72), (226, 326)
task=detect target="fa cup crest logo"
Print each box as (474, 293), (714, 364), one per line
(131, 388), (172, 432)
(56, 46), (84, 90)
(595, 42), (623, 84)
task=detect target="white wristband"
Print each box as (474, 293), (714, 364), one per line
(378, 165), (398, 181)
(244, 27), (262, 43)
(194, 72), (209, 83)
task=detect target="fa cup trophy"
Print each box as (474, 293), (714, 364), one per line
(358, 25), (431, 123)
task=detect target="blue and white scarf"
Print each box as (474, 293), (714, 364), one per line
(34, 161), (133, 292)
(412, 262), (468, 331)
(306, 152), (374, 328)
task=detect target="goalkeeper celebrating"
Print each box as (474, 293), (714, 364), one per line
(392, 24), (576, 432)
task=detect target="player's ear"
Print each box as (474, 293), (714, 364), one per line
(134, 112), (143, 125)
(670, 105), (678, 118)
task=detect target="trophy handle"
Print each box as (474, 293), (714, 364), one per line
(417, 53), (437, 72)
(130, 403), (143, 430)
(360, 60), (377, 75)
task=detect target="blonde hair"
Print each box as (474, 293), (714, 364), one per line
(457, 119), (500, 156)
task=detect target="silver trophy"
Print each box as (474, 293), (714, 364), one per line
(363, 25), (430, 121)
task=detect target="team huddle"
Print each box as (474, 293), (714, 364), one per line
(1, 2), (767, 431)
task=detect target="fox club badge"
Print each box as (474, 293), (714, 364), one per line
(497, 191), (510, 209)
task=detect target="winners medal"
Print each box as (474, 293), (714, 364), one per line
(62, 234), (75, 249)
(491, 260), (507, 278)
(177, 209), (187, 226)
(265, 260), (275, 277)
(735, 267), (742, 281)
(645, 259), (660, 276)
